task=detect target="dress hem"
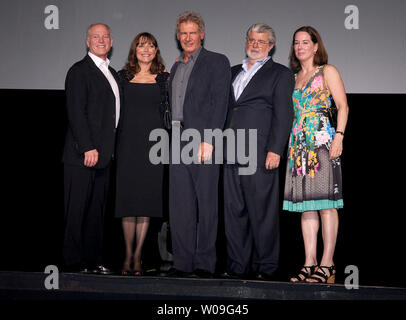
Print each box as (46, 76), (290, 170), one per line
(283, 199), (343, 213)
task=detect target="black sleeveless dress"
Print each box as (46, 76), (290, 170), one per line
(115, 71), (169, 217)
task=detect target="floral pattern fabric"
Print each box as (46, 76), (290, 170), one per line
(283, 65), (343, 212)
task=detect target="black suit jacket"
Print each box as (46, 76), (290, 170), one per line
(225, 58), (294, 166)
(62, 55), (123, 169)
(169, 47), (231, 142)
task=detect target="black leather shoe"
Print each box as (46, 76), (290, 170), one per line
(194, 269), (213, 279)
(219, 271), (244, 280)
(165, 268), (196, 278)
(92, 265), (114, 275)
(255, 272), (275, 281)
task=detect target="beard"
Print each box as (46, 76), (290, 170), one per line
(246, 48), (268, 61)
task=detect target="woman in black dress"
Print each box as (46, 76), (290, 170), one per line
(115, 32), (169, 275)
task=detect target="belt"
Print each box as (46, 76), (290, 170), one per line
(171, 120), (183, 127)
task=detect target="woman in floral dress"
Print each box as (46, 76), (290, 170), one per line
(284, 26), (349, 284)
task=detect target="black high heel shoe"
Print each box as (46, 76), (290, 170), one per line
(306, 265), (336, 284)
(133, 260), (143, 276)
(290, 265), (317, 282)
(121, 258), (132, 276)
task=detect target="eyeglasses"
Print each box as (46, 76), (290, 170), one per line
(247, 38), (270, 47)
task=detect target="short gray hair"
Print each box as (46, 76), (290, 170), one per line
(86, 23), (111, 38)
(176, 11), (205, 34)
(246, 23), (276, 44)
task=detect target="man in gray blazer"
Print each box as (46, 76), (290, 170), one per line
(223, 23), (294, 280)
(168, 12), (231, 277)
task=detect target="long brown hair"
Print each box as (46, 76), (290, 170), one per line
(124, 32), (165, 75)
(289, 26), (328, 72)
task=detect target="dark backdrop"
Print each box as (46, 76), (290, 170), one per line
(1, 89), (404, 288)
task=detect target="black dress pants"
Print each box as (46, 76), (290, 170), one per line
(223, 164), (280, 276)
(63, 164), (111, 268)
(169, 162), (219, 273)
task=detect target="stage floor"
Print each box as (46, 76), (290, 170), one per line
(1, 271), (405, 301)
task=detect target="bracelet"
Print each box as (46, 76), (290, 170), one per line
(336, 131), (344, 136)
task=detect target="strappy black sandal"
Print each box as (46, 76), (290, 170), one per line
(306, 265), (336, 284)
(133, 260), (143, 276)
(290, 265), (317, 283)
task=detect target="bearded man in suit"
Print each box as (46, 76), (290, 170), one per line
(62, 23), (121, 274)
(223, 23), (294, 280)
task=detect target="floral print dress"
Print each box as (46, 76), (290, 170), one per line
(283, 65), (343, 212)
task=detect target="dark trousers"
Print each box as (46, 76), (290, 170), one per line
(223, 164), (280, 276)
(63, 164), (111, 268)
(169, 162), (219, 273)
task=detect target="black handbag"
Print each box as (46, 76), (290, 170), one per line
(157, 72), (172, 130)
(163, 100), (172, 130)
(327, 96), (337, 129)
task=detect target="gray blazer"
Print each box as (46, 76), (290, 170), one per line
(169, 47), (231, 142)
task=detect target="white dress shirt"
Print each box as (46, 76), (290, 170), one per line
(88, 52), (120, 128)
(232, 56), (271, 101)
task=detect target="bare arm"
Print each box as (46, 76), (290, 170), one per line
(324, 65), (349, 160)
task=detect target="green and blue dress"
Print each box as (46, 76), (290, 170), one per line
(283, 65), (344, 212)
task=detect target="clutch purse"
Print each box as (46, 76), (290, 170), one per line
(163, 101), (172, 130)
(327, 96), (337, 129)
(157, 72), (172, 130)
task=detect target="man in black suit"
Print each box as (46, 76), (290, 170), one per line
(168, 12), (231, 277)
(62, 23), (121, 274)
(223, 23), (294, 280)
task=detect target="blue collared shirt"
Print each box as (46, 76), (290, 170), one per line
(232, 56), (271, 101)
